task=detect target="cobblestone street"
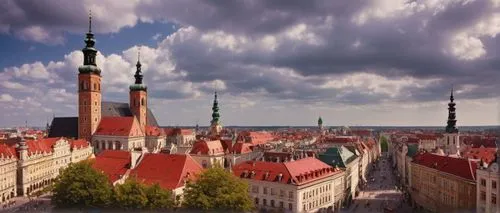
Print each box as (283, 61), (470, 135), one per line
(342, 155), (413, 213)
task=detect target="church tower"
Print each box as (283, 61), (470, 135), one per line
(78, 11), (102, 140)
(210, 92), (222, 136)
(444, 87), (459, 155)
(318, 116), (323, 130)
(129, 51), (148, 132)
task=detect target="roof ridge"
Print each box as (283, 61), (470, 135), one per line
(175, 154), (189, 188)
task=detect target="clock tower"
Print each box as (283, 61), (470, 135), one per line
(78, 11), (102, 140)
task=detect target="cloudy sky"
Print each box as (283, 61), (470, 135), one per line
(0, 0), (499, 127)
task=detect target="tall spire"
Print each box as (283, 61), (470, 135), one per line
(211, 91), (220, 125)
(88, 9), (92, 33)
(134, 48), (143, 84)
(78, 9), (101, 74)
(445, 87), (458, 133)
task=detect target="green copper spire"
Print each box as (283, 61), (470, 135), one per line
(78, 10), (101, 75)
(129, 49), (147, 91)
(318, 116), (323, 125)
(211, 92), (220, 125)
(445, 87), (458, 133)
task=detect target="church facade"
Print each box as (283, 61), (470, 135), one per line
(48, 15), (162, 153)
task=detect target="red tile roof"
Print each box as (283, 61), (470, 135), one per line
(463, 137), (497, 148)
(189, 140), (225, 155)
(232, 142), (253, 154)
(461, 147), (497, 165)
(412, 152), (477, 181)
(145, 125), (165, 137)
(129, 154), (203, 190)
(162, 128), (176, 136)
(238, 131), (274, 145)
(94, 117), (144, 137)
(416, 134), (438, 141)
(69, 139), (90, 149)
(92, 150), (130, 183)
(0, 143), (16, 159)
(350, 129), (372, 137)
(25, 138), (60, 155)
(320, 136), (358, 144)
(232, 157), (342, 186)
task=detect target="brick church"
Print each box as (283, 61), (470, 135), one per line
(48, 15), (164, 153)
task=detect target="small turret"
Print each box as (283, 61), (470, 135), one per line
(16, 137), (28, 161)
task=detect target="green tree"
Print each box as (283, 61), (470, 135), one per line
(380, 136), (389, 152)
(113, 178), (149, 210)
(146, 183), (175, 210)
(182, 166), (254, 212)
(52, 161), (113, 209)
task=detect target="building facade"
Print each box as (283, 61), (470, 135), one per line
(476, 158), (500, 213)
(410, 152), (476, 212)
(233, 157), (344, 213)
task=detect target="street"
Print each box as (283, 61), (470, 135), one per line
(342, 155), (412, 213)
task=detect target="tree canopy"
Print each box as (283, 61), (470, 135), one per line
(51, 161), (113, 209)
(380, 136), (389, 152)
(182, 166), (254, 212)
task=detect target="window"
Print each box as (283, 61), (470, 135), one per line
(93, 83), (97, 90)
(141, 98), (145, 106)
(481, 179), (486, 186)
(271, 188), (276, 195)
(481, 191), (486, 201)
(289, 191), (294, 199)
(263, 199), (267, 206)
(252, 185), (259, 193)
(263, 187), (268, 195)
(492, 193), (497, 204)
(280, 189), (285, 197)
(493, 181), (497, 189)
(80, 81), (84, 90)
(280, 201), (284, 208)
(255, 198), (259, 204)
(289, 203), (293, 210)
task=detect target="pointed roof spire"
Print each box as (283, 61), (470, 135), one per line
(211, 91), (220, 125)
(446, 86), (458, 133)
(78, 9), (101, 74)
(130, 46), (147, 91)
(88, 9), (92, 33)
(450, 85), (454, 102)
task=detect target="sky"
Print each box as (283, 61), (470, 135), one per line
(0, 0), (500, 127)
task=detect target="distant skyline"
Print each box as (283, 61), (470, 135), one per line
(0, 0), (500, 127)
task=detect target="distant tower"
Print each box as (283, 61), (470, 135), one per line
(210, 92), (222, 136)
(195, 121), (199, 135)
(129, 50), (148, 132)
(16, 137), (28, 161)
(78, 11), (102, 141)
(318, 116), (323, 130)
(444, 87), (459, 155)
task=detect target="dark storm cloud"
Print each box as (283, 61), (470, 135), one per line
(1, 0), (500, 106)
(137, 0), (369, 35)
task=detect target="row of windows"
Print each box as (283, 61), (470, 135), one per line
(480, 178), (497, 189)
(254, 197), (293, 210)
(480, 191), (497, 204)
(251, 186), (294, 199)
(303, 184), (331, 200)
(303, 195), (332, 211)
(80, 81), (100, 91)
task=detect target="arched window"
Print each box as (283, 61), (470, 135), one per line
(141, 98), (145, 106)
(93, 83), (97, 91)
(447, 137), (450, 145)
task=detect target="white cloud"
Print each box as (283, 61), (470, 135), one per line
(449, 33), (486, 60)
(0, 94), (13, 102)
